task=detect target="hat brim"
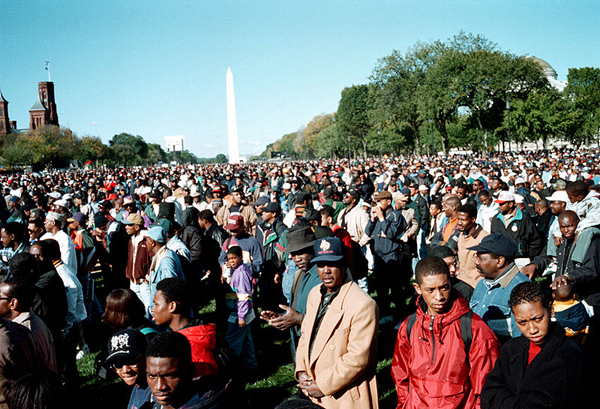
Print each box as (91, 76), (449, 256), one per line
(103, 350), (138, 367)
(311, 254), (344, 264)
(494, 199), (512, 204)
(285, 240), (316, 254)
(224, 223), (242, 231)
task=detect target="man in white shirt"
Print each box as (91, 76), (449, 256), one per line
(41, 211), (78, 273)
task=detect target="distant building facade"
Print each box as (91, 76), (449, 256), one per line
(0, 81), (60, 136)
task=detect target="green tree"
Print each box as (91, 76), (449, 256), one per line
(302, 114), (335, 157)
(564, 67), (600, 144)
(337, 84), (372, 157)
(75, 135), (109, 165)
(215, 153), (228, 163)
(2, 126), (76, 168)
(147, 143), (167, 164)
(370, 42), (441, 155)
(166, 150), (199, 164)
(509, 88), (566, 149)
(109, 133), (148, 166)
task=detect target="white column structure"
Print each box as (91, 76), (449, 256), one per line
(226, 67), (240, 163)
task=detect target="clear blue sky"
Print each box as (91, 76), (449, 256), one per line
(1, 0), (598, 158)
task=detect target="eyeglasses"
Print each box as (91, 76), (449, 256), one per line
(112, 362), (139, 371)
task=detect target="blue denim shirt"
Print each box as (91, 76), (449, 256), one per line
(470, 263), (530, 338)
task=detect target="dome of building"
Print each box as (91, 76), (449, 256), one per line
(526, 56), (558, 79)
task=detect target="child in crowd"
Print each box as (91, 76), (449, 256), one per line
(552, 280), (591, 344)
(225, 245), (257, 372)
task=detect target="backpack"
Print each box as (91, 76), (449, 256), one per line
(406, 310), (473, 357)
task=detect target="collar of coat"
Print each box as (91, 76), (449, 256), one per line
(487, 262), (521, 289)
(495, 207), (523, 224)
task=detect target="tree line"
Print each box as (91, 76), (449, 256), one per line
(257, 32), (600, 159)
(0, 128), (229, 170)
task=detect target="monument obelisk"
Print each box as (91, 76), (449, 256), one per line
(226, 67), (240, 163)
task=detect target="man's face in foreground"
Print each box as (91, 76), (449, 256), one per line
(147, 356), (188, 407)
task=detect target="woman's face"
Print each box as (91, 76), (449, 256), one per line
(512, 301), (551, 346)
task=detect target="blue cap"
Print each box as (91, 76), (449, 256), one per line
(147, 225), (167, 244)
(311, 237), (344, 263)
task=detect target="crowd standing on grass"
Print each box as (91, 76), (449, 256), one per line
(0, 146), (599, 408)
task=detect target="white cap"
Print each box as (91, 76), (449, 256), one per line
(54, 199), (68, 208)
(515, 177), (526, 185)
(514, 194), (524, 204)
(546, 190), (569, 202)
(494, 191), (515, 203)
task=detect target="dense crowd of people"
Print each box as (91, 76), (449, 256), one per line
(0, 146), (599, 408)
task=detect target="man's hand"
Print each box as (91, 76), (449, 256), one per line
(554, 236), (563, 247)
(259, 310), (281, 321)
(551, 274), (574, 290)
(267, 305), (303, 330)
(298, 374), (324, 398)
(374, 206), (384, 221)
(274, 272), (282, 284)
(238, 318), (246, 327)
(520, 264), (537, 279)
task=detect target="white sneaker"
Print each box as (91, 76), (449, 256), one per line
(76, 344), (90, 360)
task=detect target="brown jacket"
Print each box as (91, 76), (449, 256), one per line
(0, 318), (42, 408)
(125, 233), (151, 283)
(295, 279), (379, 409)
(215, 203), (258, 235)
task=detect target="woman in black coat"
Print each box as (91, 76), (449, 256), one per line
(481, 281), (586, 409)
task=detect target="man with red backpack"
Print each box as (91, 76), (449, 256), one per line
(391, 256), (500, 409)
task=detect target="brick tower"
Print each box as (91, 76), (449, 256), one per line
(29, 81), (59, 130)
(0, 87), (10, 136)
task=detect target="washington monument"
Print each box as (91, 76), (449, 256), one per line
(226, 67), (240, 163)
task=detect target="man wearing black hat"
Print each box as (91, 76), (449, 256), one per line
(255, 202), (288, 311)
(260, 227), (320, 352)
(104, 329), (152, 409)
(469, 233), (530, 344)
(366, 190), (407, 322)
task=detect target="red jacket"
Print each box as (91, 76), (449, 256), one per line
(179, 322), (218, 378)
(391, 292), (499, 409)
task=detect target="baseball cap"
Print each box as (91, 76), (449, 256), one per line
(467, 233), (517, 258)
(546, 191), (569, 202)
(494, 191), (515, 203)
(263, 202), (280, 213)
(104, 329), (147, 368)
(253, 196), (269, 207)
(121, 213), (144, 226)
(224, 214), (244, 231)
(67, 212), (87, 224)
(311, 237), (344, 263)
(147, 225), (167, 243)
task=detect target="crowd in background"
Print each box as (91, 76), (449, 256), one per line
(0, 146), (599, 408)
